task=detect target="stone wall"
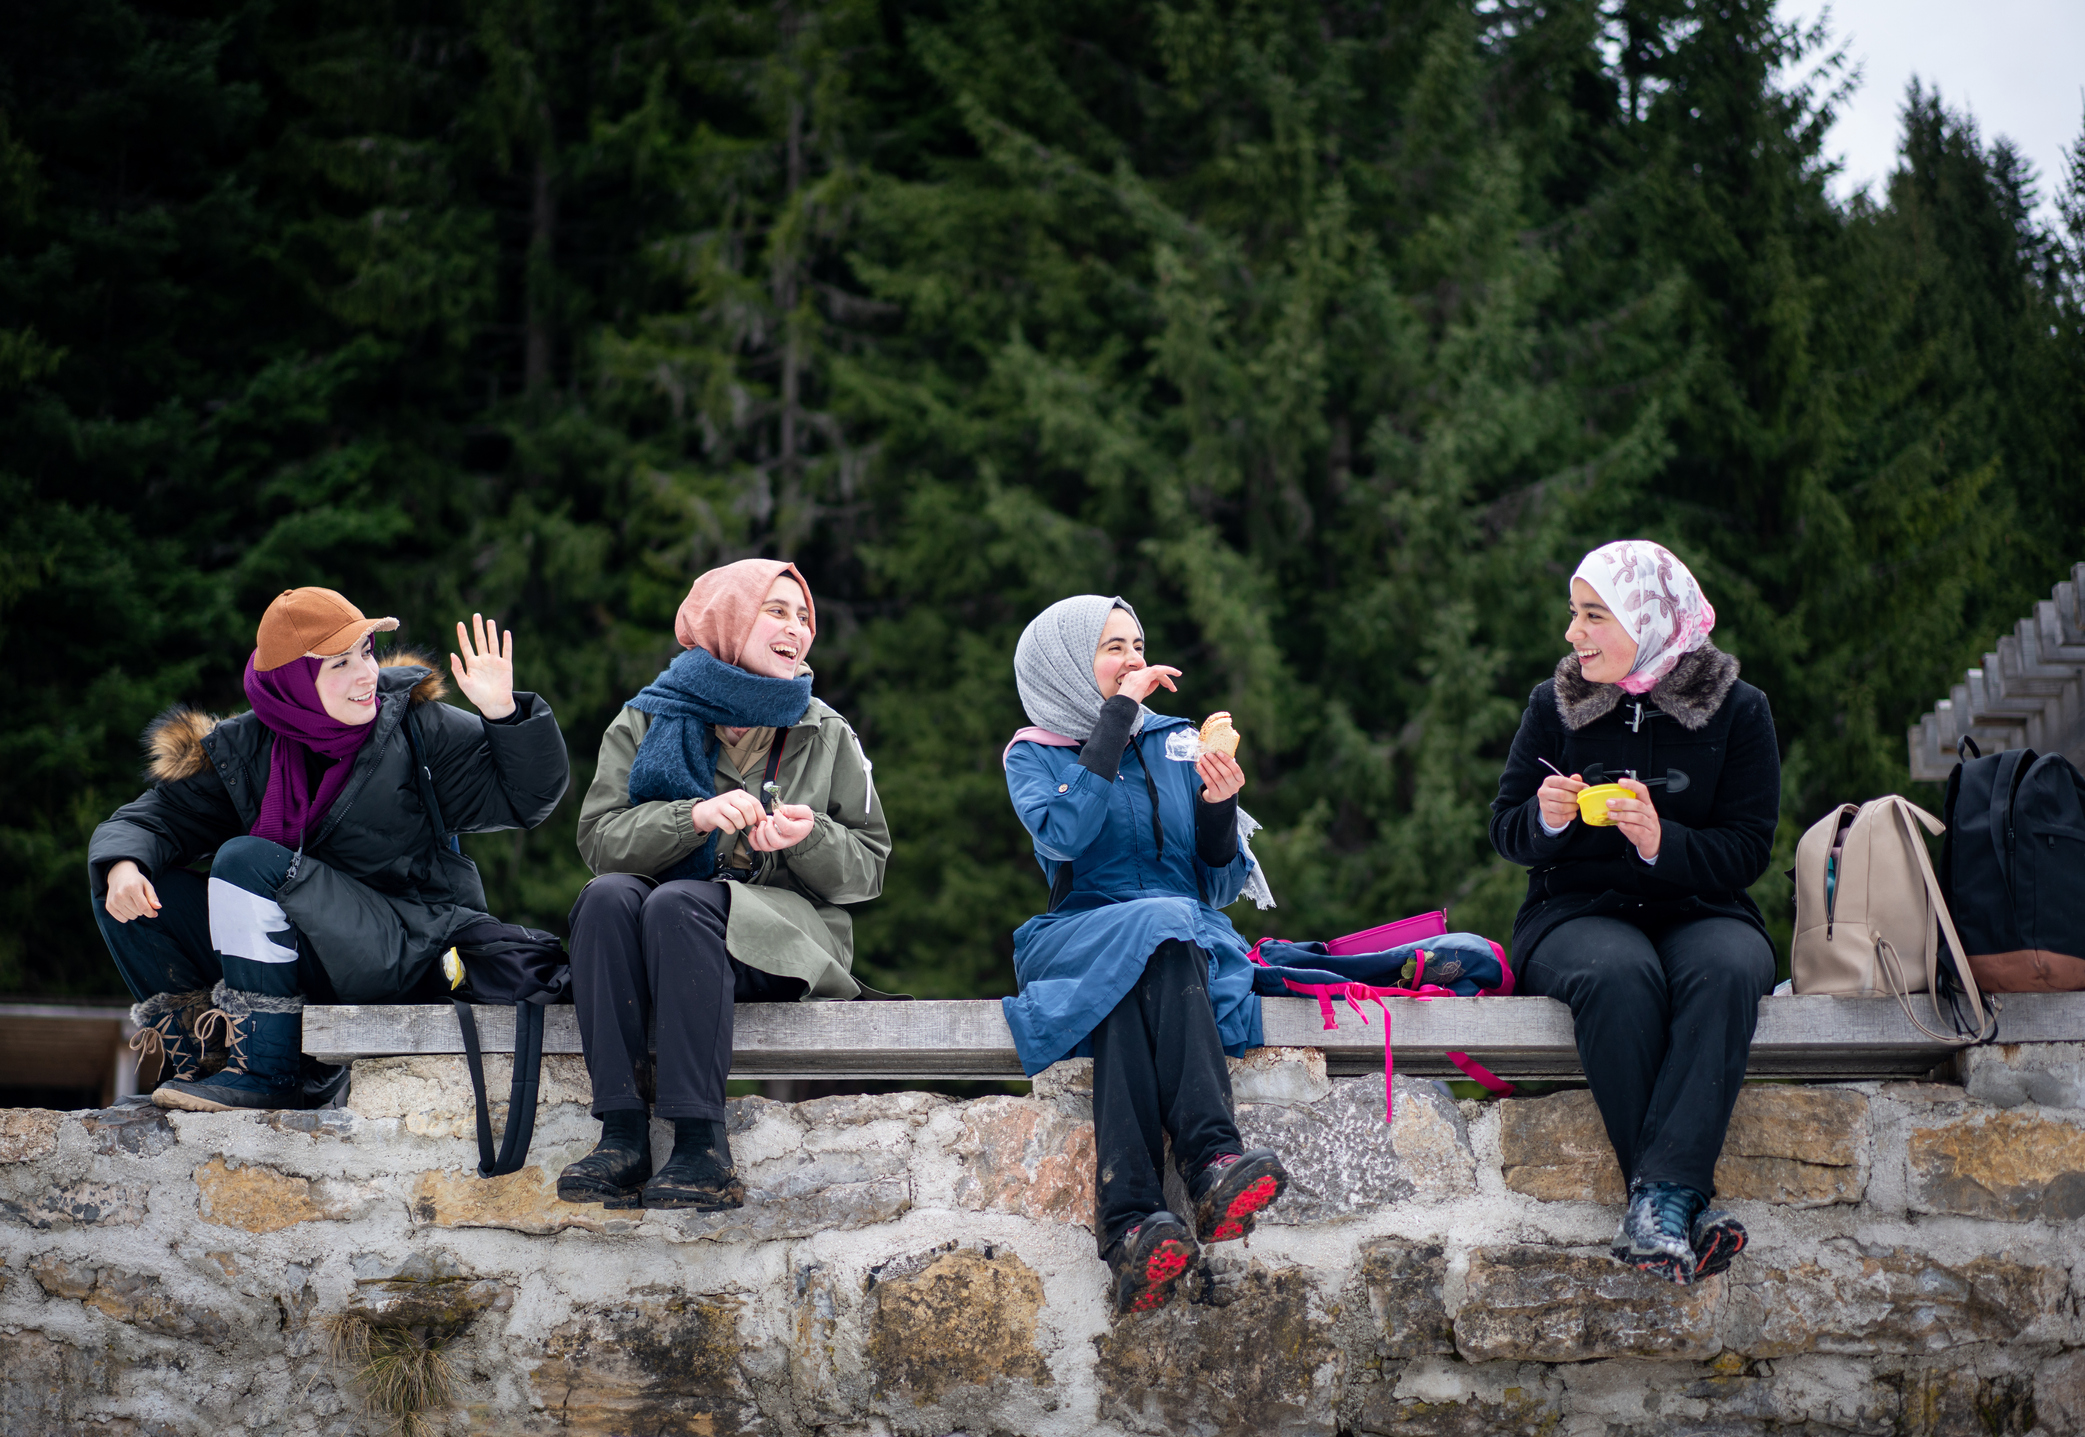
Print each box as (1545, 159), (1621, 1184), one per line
(3, 1043), (2082, 1436)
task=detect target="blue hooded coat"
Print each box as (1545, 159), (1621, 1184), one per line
(1001, 713), (1264, 1075)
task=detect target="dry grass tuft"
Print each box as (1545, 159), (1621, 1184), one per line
(325, 1311), (457, 1437)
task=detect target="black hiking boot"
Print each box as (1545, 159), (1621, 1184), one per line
(1189, 1148), (1290, 1243)
(1105, 1210), (1198, 1316)
(1691, 1206), (1748, 1278)
(558, 1110), (653, 1208)
(1610, 1178), (1706, 1285)
(301, 1056), (352, 1109)
(641, 1118), (744, 1211)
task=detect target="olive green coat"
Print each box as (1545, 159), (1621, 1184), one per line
(575, 698), (889, 998)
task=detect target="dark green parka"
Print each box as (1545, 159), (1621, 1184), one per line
(88, 657), (569, 1000)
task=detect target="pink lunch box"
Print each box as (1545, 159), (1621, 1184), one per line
(1323, 911), (1448, 955)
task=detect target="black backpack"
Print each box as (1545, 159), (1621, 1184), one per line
(404, 708), (573, 1177)
(1940, 736), (2085, 992)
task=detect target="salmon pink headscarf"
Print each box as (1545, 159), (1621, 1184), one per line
(1571, 540), (1716, 695)
(675, 559), (816, 664)
(630, 559), (818, 883)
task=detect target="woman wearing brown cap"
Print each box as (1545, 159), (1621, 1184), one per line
(558, 559), (890, 1211)
(89, 588), (571, 1110)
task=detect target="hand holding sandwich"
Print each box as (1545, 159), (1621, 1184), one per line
(1196, 711), (1244, 801)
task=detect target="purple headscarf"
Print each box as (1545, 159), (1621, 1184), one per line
(243, 653), (381, 848)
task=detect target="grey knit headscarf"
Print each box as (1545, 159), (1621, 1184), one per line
(1014, 594), (1151, 741)
(1011, 592), (1277, 910)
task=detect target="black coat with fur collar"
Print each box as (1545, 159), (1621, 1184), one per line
(1488, 642), (1780, 969)
(88, 659), (569, 1001)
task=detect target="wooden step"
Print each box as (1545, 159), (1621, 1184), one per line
(302, 991), (2085, 1082)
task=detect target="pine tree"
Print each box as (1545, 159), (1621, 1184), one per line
(835, 0), (1685, 986)
(4, 0), (2079, 1001)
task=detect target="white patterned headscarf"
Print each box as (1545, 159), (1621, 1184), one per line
(1571, 540), (1716, 695)
(1014, 594), (1151, 741)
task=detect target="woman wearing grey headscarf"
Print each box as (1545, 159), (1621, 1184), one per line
(1002, 594), (1289, 1316)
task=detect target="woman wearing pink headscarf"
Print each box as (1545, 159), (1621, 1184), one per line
(1491, 541), (1780, 1287)
(560, 560), (890, 1212)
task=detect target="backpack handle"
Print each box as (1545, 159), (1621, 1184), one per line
(453, 998), (544, 1177)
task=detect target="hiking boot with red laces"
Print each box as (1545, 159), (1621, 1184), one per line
(1190, 1148), (1290, 1242)
(1105, 1210), (1197, 1315)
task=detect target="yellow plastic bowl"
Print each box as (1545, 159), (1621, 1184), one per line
(1576, 783), (1631, 826)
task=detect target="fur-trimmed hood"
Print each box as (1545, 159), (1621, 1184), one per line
(1552, 641), (1740, 732)
(144, 653), (449, 782)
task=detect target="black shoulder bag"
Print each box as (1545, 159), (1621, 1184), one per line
(403, 706), (571, 1177)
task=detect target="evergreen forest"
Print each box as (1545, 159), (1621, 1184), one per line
(4, 0), (2082, 999)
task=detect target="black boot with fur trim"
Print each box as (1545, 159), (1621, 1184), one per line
(128, 989), (226, 1090)
(156, 983), (306, 1112)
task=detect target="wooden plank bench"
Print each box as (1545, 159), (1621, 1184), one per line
(303, 991), (2085, 1083)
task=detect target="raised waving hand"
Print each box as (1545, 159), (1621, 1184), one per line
(450, 613), (517, 720)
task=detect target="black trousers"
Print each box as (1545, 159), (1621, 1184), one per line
(1520, 913), (1776, 1196)
(567, 874), (805, 1122)
(1090, 938), (1243, 1254)
(94, 838), (342, 1003)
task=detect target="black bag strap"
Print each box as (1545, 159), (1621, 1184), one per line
(1988, 749), (2034, 901)
(733, 728), (792, 881)
(1045, 738), (1169, 910)
(454, 997), (545, 1177)
(1128, 735), (1164, 859)
(1048, 860), (1075, 911)
(416, 708), (540, 1175)
(402, 706), (461, 855)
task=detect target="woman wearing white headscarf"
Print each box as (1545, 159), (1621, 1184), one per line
(1003, 594), (1288, 1316)
(1490, 541), (1780, 1287)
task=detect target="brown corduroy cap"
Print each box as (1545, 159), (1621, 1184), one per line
(254, 588), (400, 671)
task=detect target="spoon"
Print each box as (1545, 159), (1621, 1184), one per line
(1577, 763), (1690, 794)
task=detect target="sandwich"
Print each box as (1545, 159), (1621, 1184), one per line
(1199, 711), (1241, 758)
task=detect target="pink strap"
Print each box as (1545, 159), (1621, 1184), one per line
(1254, 937), (1522, 1119)
(1269, 965), (1518, 1121)
(1002, 727), (1081, 766)
(1445, 1051), (1515, 1095)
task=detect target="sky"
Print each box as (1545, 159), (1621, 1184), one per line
(1772, 0), (2085, 222)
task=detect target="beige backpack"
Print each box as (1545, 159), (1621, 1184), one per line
(1791, 795), (1996, 1043)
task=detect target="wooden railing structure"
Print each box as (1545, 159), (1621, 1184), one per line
(1909, 561), (2085, 781)
(305, 991), (2085, 1084)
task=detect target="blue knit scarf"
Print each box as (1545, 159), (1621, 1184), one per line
(626, 647), (813, 881)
